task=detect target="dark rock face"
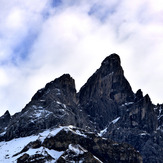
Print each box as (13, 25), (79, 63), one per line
(79, 54), (135, 130)
(104, 94), (162, 162)
(0, 110), (11, 128)
(32, 74), (77, 105)
(4, 74), (89, 140)
(77, 54), (162, 162)
(0, 53), (162, 162)
(0, 110), (11, 135)
(79, 54), (134, 105)
(155, 104), (163, 131)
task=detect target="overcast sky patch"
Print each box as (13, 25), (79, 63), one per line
(0, 0), (163, 116)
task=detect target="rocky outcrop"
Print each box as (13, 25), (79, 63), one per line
(15, 126), (143, 163)
(4, 74), (89, 140)
(103, 92), (162, 163)
(79, 53), (135, 130)
(79, 54), (134, 105)
(78, 54), (162, 162)
(32, 74), (77, 105)
(0, 110), (11, 135)
(155, 104), (163, 131)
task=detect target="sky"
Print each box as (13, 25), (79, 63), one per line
(0, 0), (163, 116)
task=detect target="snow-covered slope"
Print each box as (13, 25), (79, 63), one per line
(0, 126), (142, 162)
(0, 127), (64, 162)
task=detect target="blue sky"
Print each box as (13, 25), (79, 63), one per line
(0, 0), (163, 115)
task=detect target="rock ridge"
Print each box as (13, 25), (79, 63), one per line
(0, 53), (162, 163)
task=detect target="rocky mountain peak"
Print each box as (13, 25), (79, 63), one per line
(0, 54), (162, 163)
(78, 54), (135, 130)
(53, 74), (76, 89)
(53, 74), (76, 97)
(98, 53), (122, 81)
(0, 110), (11, 133)
(32, 74), (76, 102)
(135, 89), (143, 101)
(52, 74), (77, 104)
(144, 94), (151, 104)
(79, 54), (134, 105)
(3, 110), (10, 117)
(101, 53), (121, 72)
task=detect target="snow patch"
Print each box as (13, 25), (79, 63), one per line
(66, 126), (87, 138)
(98, 127), (107, 137)
(93, 155), (103, 163)
(75, 130), (87, 138)
(40, 100), (45, 102)
(112, 117), (120, 124)
(139, 133), (147, 136)
(158, 106), (163, 120)
(46, 148), (64, 160)
(56, 101), (67, 109)
(33, 110), (52, 118)
(0, 135), (38, 162)
(56, 101), (61, 105)
(121, 102), (134, 107)
(68, 144), (86, 155)
(63, 104), (66, 109)
(55, 89), (61, 95)
(0, 131), (6, 136)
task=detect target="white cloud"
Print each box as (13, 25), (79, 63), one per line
(0, 0), (163, 115)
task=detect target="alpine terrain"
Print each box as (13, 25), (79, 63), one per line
(0, 54), (162, 162)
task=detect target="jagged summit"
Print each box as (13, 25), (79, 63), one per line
(32, 73), (76, 102)
(0, 110), (11, 133)
(3, 110), (10, 117)
(79, 53), (134, 105)
(52, 74), (76, 89)
(98, 53), (122, 79)
(78, 54), (135, 131)
(135, 89), (143, 101)
(0, 53), (162, 162)
(101, 53), (121, 71)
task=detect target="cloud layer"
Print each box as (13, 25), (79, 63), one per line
(0, 0), (163, 115)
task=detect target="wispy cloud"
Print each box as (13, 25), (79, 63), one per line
(0, 0), (163, 115)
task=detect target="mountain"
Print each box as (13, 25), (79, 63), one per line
(0, 53), (162, 162)
(79, 54), (134, 130)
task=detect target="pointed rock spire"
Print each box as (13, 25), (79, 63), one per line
(101, 53), (121, 71)
(3, 110), (10, 117)
(79, 53), (134, 105)
(32, 74), (77, 103)
(135, 89), (143, 102)
(78, 54), (135, 129)
(0, 110), (11, 129)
